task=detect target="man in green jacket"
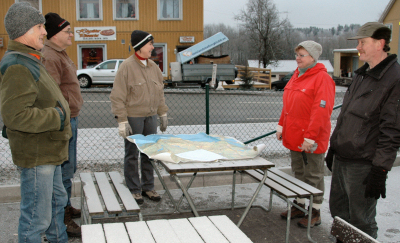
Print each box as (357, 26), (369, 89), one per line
(0, 3), (71, 242)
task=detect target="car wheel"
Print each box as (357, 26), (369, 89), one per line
(78, 75), (92, 88)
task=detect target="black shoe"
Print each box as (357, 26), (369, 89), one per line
(132, 193), (144, 205)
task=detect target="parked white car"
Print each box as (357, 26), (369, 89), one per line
(77, 59), (125, 88)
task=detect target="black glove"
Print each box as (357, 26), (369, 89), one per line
(362, 166), (388, 199)
(325, 147), (334, 172)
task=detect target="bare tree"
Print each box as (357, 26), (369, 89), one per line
(234, 0), (290, 68)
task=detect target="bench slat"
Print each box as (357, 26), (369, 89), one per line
(208, 215), (253, 243)
(146, 219), (182, 243)
(94, 172), (122, 214)
(268, 168), (323, 196)
(80, 173), (104, 215)
(125, 221), (156, 243)
(81, 224), (106, 243)
(189, 216), (229, 243)
(245, 170), (297, 198)
(108, 171), (140, 213)
(168, 218), (204, 243)
(267, 172), (310, 197)
(103, 222), (130, 243)
(331, 217), (379, 243)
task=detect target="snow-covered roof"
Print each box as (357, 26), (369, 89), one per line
(333, 48), (358, 53)
(248, 60), (334, 73)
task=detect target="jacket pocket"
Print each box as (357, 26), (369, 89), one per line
(50, 130), (71, 140)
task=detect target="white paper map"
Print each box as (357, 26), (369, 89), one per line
(126, 132), (266, 163)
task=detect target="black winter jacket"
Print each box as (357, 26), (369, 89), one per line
(330, 54), (400, 171)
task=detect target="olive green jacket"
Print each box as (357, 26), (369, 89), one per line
(0, 40), (72, 168)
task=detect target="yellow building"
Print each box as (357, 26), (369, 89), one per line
(380, 0), (400, 57)
(0, 0), (204, 77)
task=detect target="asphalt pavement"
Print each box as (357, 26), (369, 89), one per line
(1, 166), (399, 243)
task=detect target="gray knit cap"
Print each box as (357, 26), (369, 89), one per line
(4, 2), (45, 40)
(297, 40), (323, 61)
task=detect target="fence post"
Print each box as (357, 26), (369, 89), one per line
(206, 83), (210, 135)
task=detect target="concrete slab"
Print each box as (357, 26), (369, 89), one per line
(1, 166), (399, 243)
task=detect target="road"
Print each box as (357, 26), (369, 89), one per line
(78, 90), (344, 129)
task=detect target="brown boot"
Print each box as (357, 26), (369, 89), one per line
(66, 205), (81, 219)
(297, 208), (321, 228)
(64, 207), (81, 237)
(280, 200), (306, 219)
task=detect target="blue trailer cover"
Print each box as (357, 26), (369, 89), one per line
(177, 32), (229, 64)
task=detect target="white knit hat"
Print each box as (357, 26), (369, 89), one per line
(297, 41), (322, 61)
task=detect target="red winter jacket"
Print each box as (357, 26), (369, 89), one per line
(278, 63), (335, 154)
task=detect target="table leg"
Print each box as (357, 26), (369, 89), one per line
(150, 160), (178, 210)
(171, 174), (200, 217)
(231, 170), (237, 210)
(237, 169), (268, 227)
(175, 172), (197, 212)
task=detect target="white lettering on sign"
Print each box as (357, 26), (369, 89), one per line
(180, 36), (195, 43)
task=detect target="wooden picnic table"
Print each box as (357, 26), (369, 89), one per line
(82, 215), (253, 243)
(150, 157), (274, 226)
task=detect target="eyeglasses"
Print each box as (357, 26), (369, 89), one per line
(295, 54), (310, 58)
(61, 30), (74, 35)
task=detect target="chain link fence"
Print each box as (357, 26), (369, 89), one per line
(0, 88), (346, 184)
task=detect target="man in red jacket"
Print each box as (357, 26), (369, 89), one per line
(276, 40), (335, 228)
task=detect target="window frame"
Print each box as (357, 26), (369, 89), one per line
(157, 0), (182, 21)
(151, 43), (168, 77)
(113, 0), (139, 20)
(15, 0), (42, 12)
(76, 0), (103, 21)
(385, 23), (393, 42)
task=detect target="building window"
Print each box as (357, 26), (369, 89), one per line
(150, 44), (167, 76)
(77, 0), (102, 20)
(385, 23), (393, 42)
(15, 0), (41, 11)
(114, 0), (138, 20)
(78, 44), (107, 69)
(158, 0), (182, 20)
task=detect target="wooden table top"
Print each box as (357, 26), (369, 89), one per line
(159, 157), (274, 174)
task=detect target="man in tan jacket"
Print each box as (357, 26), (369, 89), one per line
(110, 30), (168, 205)
(42, 12), (83, 238)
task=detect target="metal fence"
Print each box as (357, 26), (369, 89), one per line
(0, 88), (346, 183)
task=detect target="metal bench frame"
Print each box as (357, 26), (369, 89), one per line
(245, 168), (323, 243)
(80, 171), (142, 225)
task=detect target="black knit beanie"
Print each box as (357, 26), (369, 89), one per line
(131, 30), (153, 51)
(45, 12), (70, 39)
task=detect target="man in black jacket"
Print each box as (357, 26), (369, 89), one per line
(326, 22), (400, 239)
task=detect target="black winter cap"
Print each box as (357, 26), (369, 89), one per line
(131, 30), (153, 51)
(45, 12), (70, 39)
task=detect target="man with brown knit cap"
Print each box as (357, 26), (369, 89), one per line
(42, 12), (83, 238)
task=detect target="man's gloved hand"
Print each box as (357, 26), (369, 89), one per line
(160, 114), (168, 132)
(363, 165), (388, 199)
(118, 121), (132, 139)
(325, 147), (334, 172)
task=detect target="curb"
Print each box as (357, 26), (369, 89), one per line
(1, 157), (399, 203)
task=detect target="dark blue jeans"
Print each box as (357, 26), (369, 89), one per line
(61, 117), (78, 206)
(329, 157), (378, 239)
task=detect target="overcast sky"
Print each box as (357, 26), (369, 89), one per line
(204, 0), (391, 28)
